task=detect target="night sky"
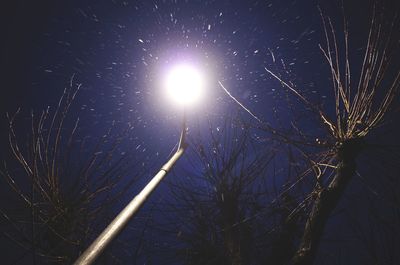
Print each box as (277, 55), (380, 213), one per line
(1, 0), (400, 264)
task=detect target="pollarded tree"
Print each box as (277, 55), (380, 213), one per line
(150, 115), (305, 265)
(0, 78), (143, 264)
(263, 3), (400, 264)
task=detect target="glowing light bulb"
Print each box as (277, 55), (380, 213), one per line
(165, 64), (204, 106)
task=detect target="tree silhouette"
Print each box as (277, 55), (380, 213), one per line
(264, 4), (400, 264)
(0, 78), (143, 264)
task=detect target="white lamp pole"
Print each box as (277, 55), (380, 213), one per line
(73, 116), (186, 265)
(74, 64), (203, 265)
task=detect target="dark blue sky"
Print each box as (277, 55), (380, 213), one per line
(1, 0), (399, 264)
(2, 0), (388, 124)
(1, 0), (352, 148)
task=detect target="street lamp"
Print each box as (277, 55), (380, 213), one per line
(165, 63), (205, 106)
(73, 63), (205, 265)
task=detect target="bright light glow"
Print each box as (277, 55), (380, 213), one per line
(164, 64), (204, 106)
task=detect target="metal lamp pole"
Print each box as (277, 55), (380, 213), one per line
(73, 112), (187, 265)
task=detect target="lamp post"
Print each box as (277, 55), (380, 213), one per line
(73, 64), (204, 265)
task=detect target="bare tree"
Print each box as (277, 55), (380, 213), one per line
(143, 115), (307, 265)
(264, 4), (400, 264)
(0, 78), (143, 264)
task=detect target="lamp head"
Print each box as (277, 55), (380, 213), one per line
(164, 64), (205, 106)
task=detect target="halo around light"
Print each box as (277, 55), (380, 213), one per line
(164, 64), (205, 106)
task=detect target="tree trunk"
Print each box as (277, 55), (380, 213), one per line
(291, 138), (363, 265)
